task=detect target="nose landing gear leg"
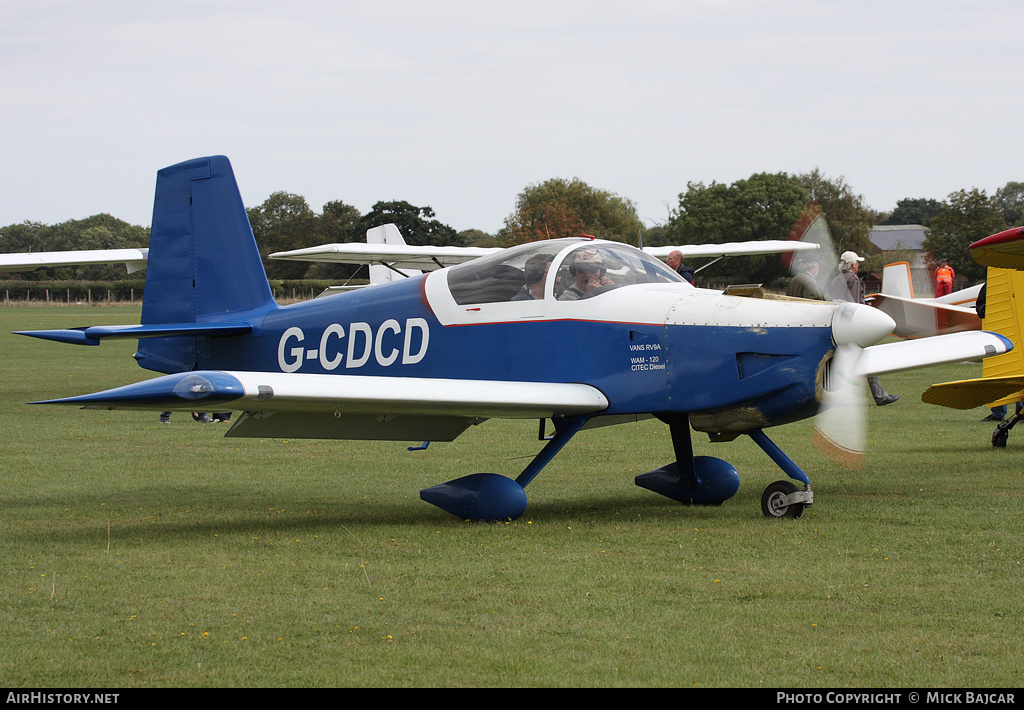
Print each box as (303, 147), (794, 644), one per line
(746, 429), (814, 519)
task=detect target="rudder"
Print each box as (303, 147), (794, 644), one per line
(136, 156), (275, 373)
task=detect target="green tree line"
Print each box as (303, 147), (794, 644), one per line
(2, 175), (1021, 287)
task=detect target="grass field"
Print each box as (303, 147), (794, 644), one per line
(1, 305), (1022, 687)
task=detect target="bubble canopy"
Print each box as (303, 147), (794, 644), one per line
(446, 238), (686, 306)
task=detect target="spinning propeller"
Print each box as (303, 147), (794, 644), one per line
(784, 204), (893, 470)
(813, 302), (897, 468)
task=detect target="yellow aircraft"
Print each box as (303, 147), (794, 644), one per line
(922, 226), (1024, 446)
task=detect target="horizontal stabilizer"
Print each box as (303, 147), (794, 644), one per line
(922, 376), (1024, 410)
(853, 331), (1013, 378)
(15, 321), (253, 346)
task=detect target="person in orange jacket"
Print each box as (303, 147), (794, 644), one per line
(935, 260), (955, 298)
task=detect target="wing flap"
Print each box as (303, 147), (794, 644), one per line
(224, 411), (479, 442)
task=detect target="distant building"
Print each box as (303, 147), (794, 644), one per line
(869, 225), (928, 253)
(868, 224), (935, 296)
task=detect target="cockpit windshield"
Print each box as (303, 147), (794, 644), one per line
(446, 239), (685, 306)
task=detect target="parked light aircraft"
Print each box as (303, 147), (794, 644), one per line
(869, 261), (982, 339)
(922, 226), (1024, 446)
(14, 156), (1015, 521)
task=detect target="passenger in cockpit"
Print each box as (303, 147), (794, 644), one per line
(512, 254), (554, 301)
(559, 248), (614, 300)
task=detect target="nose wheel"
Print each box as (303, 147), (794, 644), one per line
(746, 429), (814, 518)
(761, 480), (809, 518)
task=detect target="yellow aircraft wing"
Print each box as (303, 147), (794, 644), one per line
(970, 226), (1024, 270)
(922, 375), (1024, 410)
(923, 262), (1024, 410)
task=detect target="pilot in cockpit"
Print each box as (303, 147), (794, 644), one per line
(512, 254), (554, 301)
(559, 248), (615, 300)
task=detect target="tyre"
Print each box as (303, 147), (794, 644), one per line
(761, 480), (804, 519)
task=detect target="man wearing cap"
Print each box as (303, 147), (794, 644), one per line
(829, 251), (866, 302)
(786, 253), (826, 300)
(829, 251), (900, 406)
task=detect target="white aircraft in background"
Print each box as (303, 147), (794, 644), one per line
(0, 248), (148, 274)
(869, 260), (981, 339)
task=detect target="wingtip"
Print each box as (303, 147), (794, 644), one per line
(28, 371), (246, 410)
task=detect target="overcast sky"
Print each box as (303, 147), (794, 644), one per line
(3, 0), (1022, 235)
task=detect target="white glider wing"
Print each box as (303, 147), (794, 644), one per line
(271, 239), (818, 273)
(869, 293), (981, 339)
(642, 241), (820, 259)
(0, 248), (149, 273)
(270, 242), (502, 272)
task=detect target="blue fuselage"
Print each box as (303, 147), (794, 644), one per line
(187, 275), (835, 432)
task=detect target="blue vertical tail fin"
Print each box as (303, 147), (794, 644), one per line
(136, 156), (276, 373)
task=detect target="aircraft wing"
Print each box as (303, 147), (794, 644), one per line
(31, 370), (609, 442)
(869, 293), (981, 339)
(0, 248), (149, 273)
(269, 243), (502, 271)
(922, 376), (1024, 410)
(852, 331), (1013, 378)
(970, 227), (1024, 270)
(642, 240), (820, 259)
(270, 239), (819, 272)
(919, 267), (1024, 411)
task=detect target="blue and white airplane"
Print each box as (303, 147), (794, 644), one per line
(15, 156), (1014, 521)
